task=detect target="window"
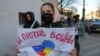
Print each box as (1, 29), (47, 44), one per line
(18, 12), (25, 25)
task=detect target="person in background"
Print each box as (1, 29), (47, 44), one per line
(60, 17), (68, 27)
(23, 11), (40, 28)
(72, 14), (82, 56)
(41, 2), (76, 56)
(66, 16), (72, 27)
(72, 15), (83, 40)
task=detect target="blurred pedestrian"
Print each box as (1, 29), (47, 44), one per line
(72, 14), (82, 56)
(23, 11), (40, 28)
(66, 16), (72, 27)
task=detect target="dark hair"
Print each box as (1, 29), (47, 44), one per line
(40, 3), (55, 14)
(73, 14), (80, 23)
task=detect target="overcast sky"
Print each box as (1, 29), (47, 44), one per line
(58, 0), (99, 17)
(77, 0), (99, 17)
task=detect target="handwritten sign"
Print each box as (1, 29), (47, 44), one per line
(17, 27), (75, 56)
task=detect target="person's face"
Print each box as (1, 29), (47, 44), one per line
(26, 14), (31, 21)
(41, 5), (54, 15)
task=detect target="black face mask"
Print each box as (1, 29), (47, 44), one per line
(41, 13), (53, 24)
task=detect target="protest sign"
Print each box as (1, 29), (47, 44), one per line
(17, 27), (75, 56)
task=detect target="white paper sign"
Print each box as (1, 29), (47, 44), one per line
(17, 27), (75, 56)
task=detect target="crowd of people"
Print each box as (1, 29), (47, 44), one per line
(16, 2), (84, 56)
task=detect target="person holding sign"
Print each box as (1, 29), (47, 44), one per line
(15, 11), (40, 55)
(23, 11), (40, 28)
(40, 2), (76, 56)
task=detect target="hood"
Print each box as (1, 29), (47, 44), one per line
(41, 4), (59, 26)
(24, 11), (35, 24)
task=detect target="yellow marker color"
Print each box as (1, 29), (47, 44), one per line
(43, 48), (52, 56)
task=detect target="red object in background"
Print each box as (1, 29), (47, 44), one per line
(37, 52), (45, 56)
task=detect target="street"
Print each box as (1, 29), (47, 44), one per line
(80, 32), (100, 56)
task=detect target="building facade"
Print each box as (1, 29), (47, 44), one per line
(0, 0), (44, 56)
